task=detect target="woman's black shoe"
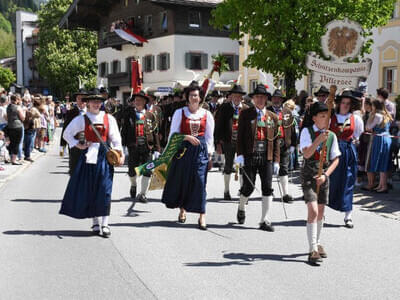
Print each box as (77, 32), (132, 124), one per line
(198, 219), (207, 230)
(91, 224), (100, 235)
(375, 189), (388, 194)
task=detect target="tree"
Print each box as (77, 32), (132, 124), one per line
(0, 28), (14, 58)
(211, 0), (397, 97)
(35, 0), (97, 97)
(0, 65), (15, 89)
(0, 12), (11, 33)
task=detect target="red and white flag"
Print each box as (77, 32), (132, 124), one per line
(114, 27), (148, 45)
(131, 60), (143, 94)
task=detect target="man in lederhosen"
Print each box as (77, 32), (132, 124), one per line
(121, 91), (160, 203)
(268, 89), (297, 203)
(235, 84), (280, 232)
(61, 88), (88, 175)
(301, 86), (329, 130)
(215, 85), (248, 200)
(147, 92), (162, 141)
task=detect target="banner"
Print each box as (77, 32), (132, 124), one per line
(135, 133), (185, 176)
(310, 72), (360, 92)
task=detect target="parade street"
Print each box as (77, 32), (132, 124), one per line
(1, 131), (399, 300)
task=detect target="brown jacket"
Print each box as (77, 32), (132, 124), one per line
(237, 106), (280, 162)
(216, 102), (249, 143)
(267, 106), (297, 148)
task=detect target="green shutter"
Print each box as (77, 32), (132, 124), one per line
(167, 53), (170, 70)
(234, 55), (239, 71)
(201, 53), (208, 70)
(185, 52), (191, 69)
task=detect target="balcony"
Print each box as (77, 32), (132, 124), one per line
(99, 28), (145, 50)
(107, 72), (131, 87)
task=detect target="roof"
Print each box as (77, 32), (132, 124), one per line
(59, 0), (222, 29)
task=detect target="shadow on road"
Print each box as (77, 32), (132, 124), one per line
(110, 220), (256, 230)
(273, 219), (342, 228)
(184, 252), (308, 267)
(2, 230), (94, 238)
(11, 197), (133, 203)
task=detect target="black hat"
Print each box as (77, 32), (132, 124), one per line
(314, 85), (329, 96)
(249, 84), (268, 97)
(132, 90), (149, 103)
(272, 89), (284, 98)
(99, 87), (109, 95)
(335, 90), (359, 103)
(228, 84), (246, 95)
(310, 102), (328, 117)
(84, 88), (106, 102)
(73, 88), (88, 100)
(210, 90), (221, 97)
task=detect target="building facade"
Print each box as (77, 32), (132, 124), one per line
(60, 0), (239, 102)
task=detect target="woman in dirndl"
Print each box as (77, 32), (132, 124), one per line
(60, 90), (124, 237)
(161, 83), (214, 230)
(363, 99), (393, 194)
(328, 90), (364, 229)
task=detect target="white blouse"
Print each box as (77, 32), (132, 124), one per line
(169, 107), (215, 154)
(63, 111), (122, 164)
(366, 113), (384, 131)
(334, 113), (364, 140)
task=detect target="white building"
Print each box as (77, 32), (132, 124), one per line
(15, 11), (38, 88)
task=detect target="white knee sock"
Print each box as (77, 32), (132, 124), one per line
(140, 176), (151, 196)
(129, 176), (137, 187)
(345, 210), (353, 221)
(317, 219), (324, 245)
(307, 222), (318, 252)
(92, 217), (99, 226)
(238, 195), (248, 211)
(224, 174), (231, 193)
(260, 196), (273, 223)
(279, 175), (289, 196)
(101, 216), (109, 227)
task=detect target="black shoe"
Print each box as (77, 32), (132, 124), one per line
(101, 226), (111, 238)
(282, 194), (293, 204)
(237, 209), (246, 224)
(344, 219), (354, 229)
(375, 189), (388, 194)
(24, 157), (34, 162)
(308, 251), (323, 265)
(259, 221), (275, 232)
(130, 186), (137, 199)
(136, 193), (148, 203)
(91, 224), (100, 235)
(198, 219), (207, 231)
(224, 191), (231, 200)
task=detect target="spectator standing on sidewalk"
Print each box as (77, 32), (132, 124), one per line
(0, 95), (8, 131)
(6, 94), (25, 165)
(23, 97), (41, 162)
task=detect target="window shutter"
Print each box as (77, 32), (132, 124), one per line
(142, 57), (146, 72)
(185, 52), (191, 69)
(234, 55), (239, 71)
(201, 53), (208, 70)
(151, 55), (155, 71)
(167, 53), (170, 70)
(105, 62), (109, 76)
(118, 61), (121, 73)
(157, 54), (161, 70)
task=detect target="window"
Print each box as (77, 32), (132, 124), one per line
(250, 80), (258, 93)
(145, 15), (153, 36)
(157, 53), (170, 71)
(384, 67), (397, 94)
(99, 62), (108, 77)
(126, 56), (136, 73)
(185, 53), (207, 70)
(222, 54), (240, 71)
(188, 11), (201, 29)
(143, 55), (155, 72)
(112, 60), (121, 74)
(161, 12), (168, 32)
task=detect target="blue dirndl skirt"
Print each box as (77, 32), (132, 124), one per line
(60, 144), (114, 219)
(329, 140), (357, 212)
(368, 134), (392, 173)
(161, 136), (209, 214)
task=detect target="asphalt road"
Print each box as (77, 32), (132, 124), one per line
(1, 131), (399, 300)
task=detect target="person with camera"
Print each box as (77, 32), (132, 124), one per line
(60, 90), (124, 237)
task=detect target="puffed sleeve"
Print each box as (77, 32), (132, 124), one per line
(205, 109), (215, 154)
(366, 113), (383, 131)
(353, 114), (364, 140)
(107, 114), (123, 151)
(329, 134), (341, 160)
(299, 127), (312, 153)
(63, 115), (84, 148)
(168, 108), (183, 140)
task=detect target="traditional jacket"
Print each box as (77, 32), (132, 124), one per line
(267, 106), (296, 148)
(237, 106), (280, 162)
(216, 102), (249, 144)
(120, 106), (160, 151)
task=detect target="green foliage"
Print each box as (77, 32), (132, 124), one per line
(35, 0), (97, 97)
(0, 28), (14, 58)
(0, 65), (16, 89)
(0, 12), (11, 33)
(211, 0), (397, 97)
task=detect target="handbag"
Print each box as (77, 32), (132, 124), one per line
(84, 115), (121, 166)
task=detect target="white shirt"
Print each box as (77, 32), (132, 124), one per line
(334, 113), (364, 140)
(0, 106), (6, 124)
(300, 124), (341, 161)
(366, 113), (384, 131)
(63, 111), (122, 164)
(169, 107), (215, 154)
